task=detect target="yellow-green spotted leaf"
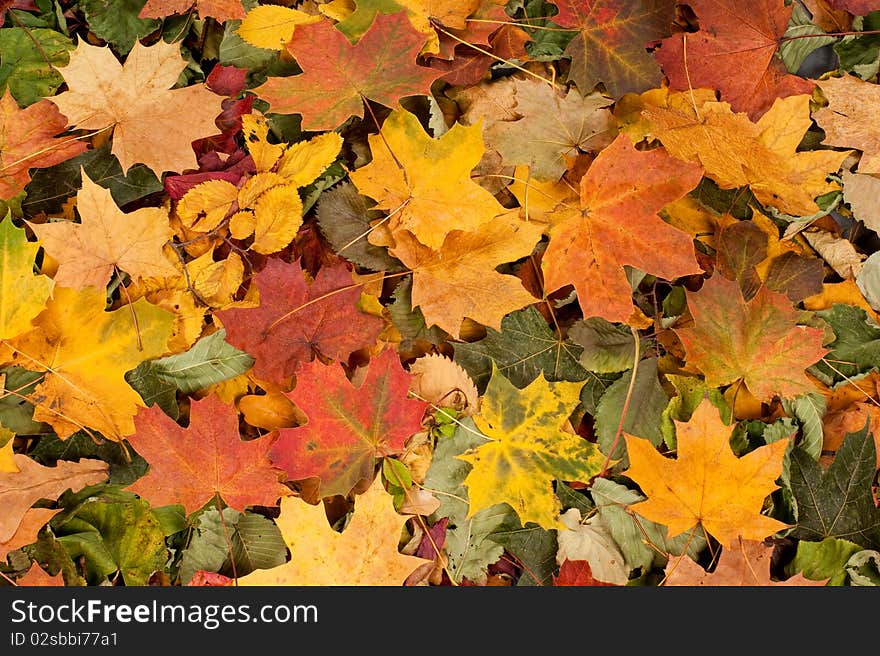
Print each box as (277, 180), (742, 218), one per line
(0, 214), (53, 340)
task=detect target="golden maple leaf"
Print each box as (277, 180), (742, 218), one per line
(350, 107), (506, 250)
(238, 477), (428, 585)
(49, 39), (223, 175)
(29, 170), (177, 290)
(640, 90), (850, 216)
(389, 211), (542, 339)
(5, 287), (174, 440)
(622, 399), (791, 549)
(458, 366), (604, 530)
(0, 215), (53, 340)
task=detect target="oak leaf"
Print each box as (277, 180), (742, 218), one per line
(0, 454), (107, 542)
(49, 39), (223, 175)
(555, 0), (676, 98)
(126, 394), (289, 515)
(663, 539), (828, 586)
(675, 275), (828, 403)
(641, 91), (849, 216)
(541, 133), (704, 323)
(814, 75), (880, 176)
(458, 366), (604, 530)
(349, 108), (506, 250)
(255, 13), (440, 132)
(214, 258), (384, 385)
(0, 215), (53, 340)
(622, 399), (790, 548)
(30, 170), (177, 289)
(0, 90), (87, 200)
(238, 476), (429, 585)
(139, 0), (245, 21)
(389, 212), (543, 339)
(6, 286), (174, 440)
(654, 0), (814, 120)
(269, 348), (429, 499)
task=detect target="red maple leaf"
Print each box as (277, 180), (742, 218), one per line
(125, 394), (289, 515)
(214, 258), (384, 385)
(553, 560), (617, 586)
(269, 349), (429, 499)
(254, 12), (441, 132)
(654, 0), (814, 120)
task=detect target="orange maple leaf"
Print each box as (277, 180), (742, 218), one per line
(622, 399), (791, 548)
(541, 133), (704, 323)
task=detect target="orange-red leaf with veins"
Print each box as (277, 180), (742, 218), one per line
(828, 0), (874, 15)
(553, 559), (617, 586)
(654, 0), (814, 120)
(126, 394), (289, 515)
(555, 0), (676, 98)
(675, 275), (828, 402)
(542, 133), (704, 323)
(0, 90), (87, 200)
(139, 0), (245, 20)
(255, 13), (441, 132)
(269, 348), (429, 499)
(214, 258), (384, 385)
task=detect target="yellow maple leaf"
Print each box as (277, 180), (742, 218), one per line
(640, 90), (849, 216)
(29, 170), (177, 290)
(350, 108), (506, 250)
(238, 477), (428, 585)
(0, 215), (53, 340)
(390, 212), (542, 339)
(622, 399), (791, 549)
(6, 287), (174, 440)
(236, 4), (321, 51)
(458, 366), (604, 530)
(49, 40), (223, 175)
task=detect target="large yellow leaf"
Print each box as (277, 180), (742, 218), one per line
(236, 5), (321, 51)
(458, 366), (604, 530)
(390, 212), (542, 338)
(49, 40), (223, 175)
(30, 170), (177, 290)
(622, 399), (790, 548)
(0, 215), (53, 340)
(640, 91), (849, 216)
(238, 477), (428, 585)
(6, 287), (174, 440)
(349, 108), (506, 250)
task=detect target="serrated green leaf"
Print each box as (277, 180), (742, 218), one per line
(568, 317), (637, 373)
(790, 423), (880, 550)
(810, 304), (880, 384)
(789, 537), (862, 586)
(77, 0), (161, 55)
(781, 392), (826, 461)
(454, 306), (587, 392)
(0, 27), (73, 106)
(780, 4), (836, 73)
(490, 523), (558, 586)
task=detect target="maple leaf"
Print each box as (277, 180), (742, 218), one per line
(17, 563), (64, 586)
(541, 133), (703, 323)
(0, 215), (53, 340)
(0, 508), (59, 561)
(790, 425), (880, 550)
(654, 0), (814, 120)
(255, 13), (440, 132)
(553, 559), (616, 586)
(125, 394), (289, 515)
(814, 75), (880, 176)
(458, 366), (604, 530)
(139, 0), (245, 21)
(269, 349), (428, 499)
(641, 91), (849, 217)
(0, 90), (87, 200)
(214, 258), (384, 385)
(675, 275), (828, 403)
(49, 39), (223, 175)
(0, 454), (107, 542)
(663, 539), (827, 586)
(29, 170), (176, 289)
(451, 77), (616, 181)
(828, 0), (874, 15)
(555, 0), (676, 98)
(622, 399), (790, 548)
(6, 286), (174, 440)
(238, 476), (429, 585)
(389, 212), (543, 339)
(349, 107), (506, 250)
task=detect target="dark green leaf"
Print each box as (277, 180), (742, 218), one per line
(810, 304), (880, 384)
(77, 0), (160, 55)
